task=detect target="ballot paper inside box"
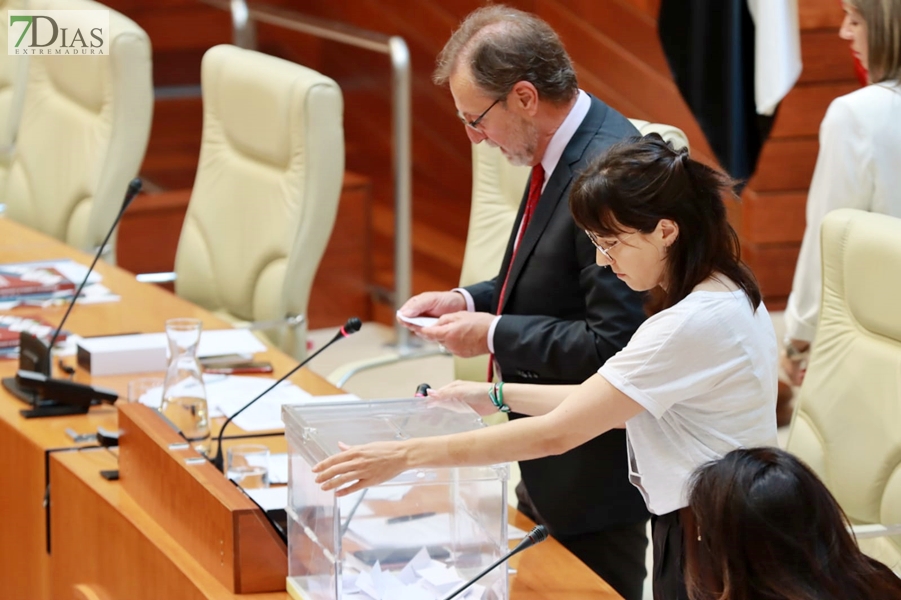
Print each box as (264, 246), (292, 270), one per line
(282, 399), (509, 600)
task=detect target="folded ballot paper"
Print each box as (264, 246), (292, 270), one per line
(395, 312), (439, 328)
(341, 547), (490, 600)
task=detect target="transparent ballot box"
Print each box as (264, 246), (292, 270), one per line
(283, 398), (508, 600)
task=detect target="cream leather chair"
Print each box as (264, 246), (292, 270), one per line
(0, 0), (28, 196)
(786, 208), (901, 573)
(171, 44), (344, 360)
(3, 0), (152, 264)
(454, 120), (690, 381)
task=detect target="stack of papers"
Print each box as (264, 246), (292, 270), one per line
(0, 259), (119, 309)
(341, 547), (487, 600)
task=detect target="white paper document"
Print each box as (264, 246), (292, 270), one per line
(137, 375), (361, 432)
(396, 312), (439, 328)
(506, 523), (527, 541)
(197, 329), (268, 357)
(244, 486), (287, 511)
(342, 547), (485, 600)
(209, 376), (311, 431)
(265, 452), (289, 485)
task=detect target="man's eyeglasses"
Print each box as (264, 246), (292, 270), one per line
(460, 96), (503, 131)
(585, 230), (632, 263)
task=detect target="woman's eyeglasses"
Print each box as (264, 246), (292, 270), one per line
(585, 231), (633, 262)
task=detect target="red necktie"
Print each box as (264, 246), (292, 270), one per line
(488, 164), (545, 381)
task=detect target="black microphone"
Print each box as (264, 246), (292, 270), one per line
(2, 178), (142, 418)
(211, 317), (362, 472)
(441, 525), (548, 600)
(45, 177), (143, 352)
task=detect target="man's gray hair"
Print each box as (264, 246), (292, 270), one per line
(433, 4), (578, 105)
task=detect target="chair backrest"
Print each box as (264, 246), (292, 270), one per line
(0, 0), (27, 148)
(174, 44), (344, 360)
(786, 208), (901, 571)
(455, 120), (690, 381)
(3, 0), (152, 262)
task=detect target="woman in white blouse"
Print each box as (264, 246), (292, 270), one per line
(782, 0), (901, 385)
(314, 135), (778, 600)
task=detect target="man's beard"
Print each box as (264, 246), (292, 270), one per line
(495, 117), (538, 167)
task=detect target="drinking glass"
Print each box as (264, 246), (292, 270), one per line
(127, 377), (164, 409)
(227, 444), (270, 488)
(159, 318), (211, 456)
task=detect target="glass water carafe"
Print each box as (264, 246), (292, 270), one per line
(159, 318), (211, 456)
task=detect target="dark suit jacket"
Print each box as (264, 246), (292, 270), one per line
(464, 95), (649, 536)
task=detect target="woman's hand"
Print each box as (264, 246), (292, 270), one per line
(780, 353), (806, 387)
(427, 380), (497, 416)
(313, 441), (411, 496)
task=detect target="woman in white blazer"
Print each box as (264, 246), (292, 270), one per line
(782, 0), (901, 385)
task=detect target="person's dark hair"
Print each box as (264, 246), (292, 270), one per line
(686, 447), (901, 600)
(848, 0), (901, 83)
(569, 133), (761, 314)
(433, 4), (578, 105)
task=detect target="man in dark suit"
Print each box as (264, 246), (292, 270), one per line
(398, 6), (650, 600)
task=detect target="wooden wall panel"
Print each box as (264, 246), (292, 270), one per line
(105, 1), (231, 86)
(538, 0), (718, 166)
(771, 82), (858, 138)
(742, 244), (801, 305)
(751, 139), (820, 192)
(561, 0), (671, 77)
(799, 30), (859, 82)
(740, 190), (808, 244)
(132, 6), (231, 52)
(799, 0), (844, 29)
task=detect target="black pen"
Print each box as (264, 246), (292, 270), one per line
(386, 511), (436, 524)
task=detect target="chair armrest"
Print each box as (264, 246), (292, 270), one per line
(135, 271), (177, 284)
(851, 523), (901, 540)
(236, 314), (305, 332)
(91, 245), (115, 261)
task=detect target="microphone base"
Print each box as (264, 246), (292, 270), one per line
(2, 376), (92, 418)
(20, 404), (91, 419)
(3, 371), (118, 419)
(2, 375), (40, 404)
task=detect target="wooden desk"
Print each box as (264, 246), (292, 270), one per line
(0, 218), (330, 600)
(49, 449), (620, 600)
(0, 219), (621, 600)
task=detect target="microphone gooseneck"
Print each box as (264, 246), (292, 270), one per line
(211, 317), (361, 472)
(441, 524), (548, 600)
(47, 178), (143, 351)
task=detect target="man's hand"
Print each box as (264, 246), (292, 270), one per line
(397, 292), (467, 332)
(419, 311), (494, 358)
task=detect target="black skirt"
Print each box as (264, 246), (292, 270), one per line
(651, 507), (693, 600)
